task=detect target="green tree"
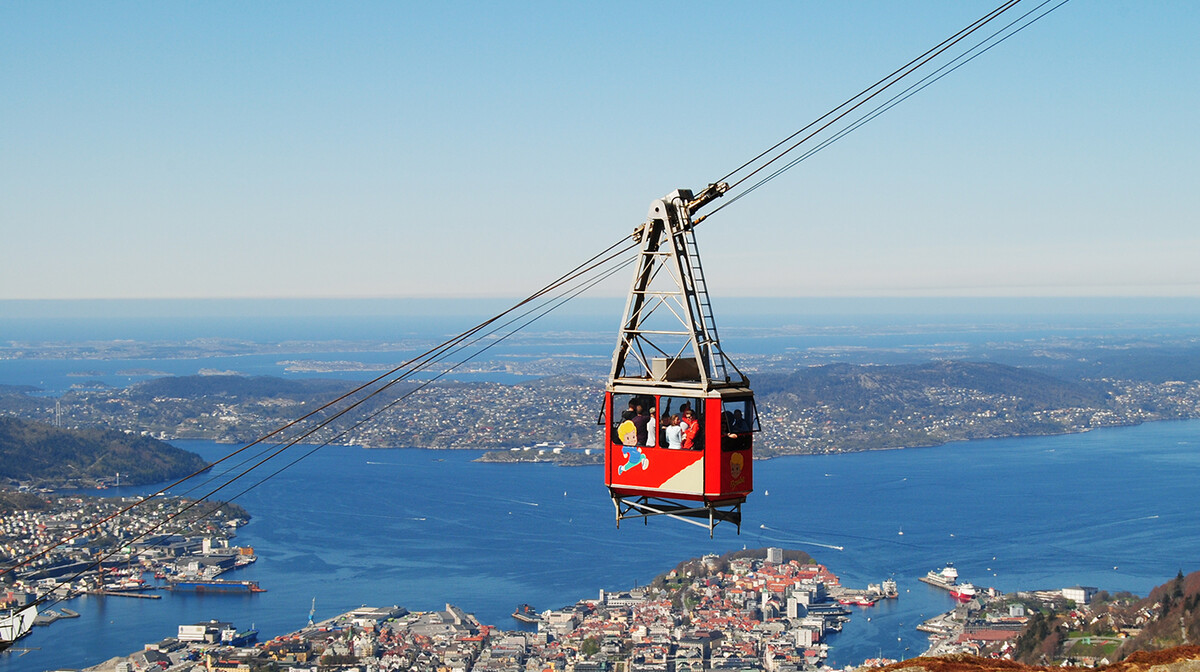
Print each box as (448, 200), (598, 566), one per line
(319, 652), (358, 667)
(581, 636), (600, 657)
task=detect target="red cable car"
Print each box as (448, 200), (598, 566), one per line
(603, 184), (758, 535)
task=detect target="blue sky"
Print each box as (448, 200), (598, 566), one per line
(3, 1), (1198, 300)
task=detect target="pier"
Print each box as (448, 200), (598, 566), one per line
(86, 589), (162, 599)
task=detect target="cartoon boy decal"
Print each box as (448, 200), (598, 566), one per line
(618, 446), (650, 474)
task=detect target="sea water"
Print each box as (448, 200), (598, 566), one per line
(5, 419), (1199, 671)
(4, 299), (1200, 669)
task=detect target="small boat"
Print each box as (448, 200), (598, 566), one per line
(838, 596), (878, 607)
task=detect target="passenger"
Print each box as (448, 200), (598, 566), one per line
(665, 414), (684, 449)
(722, 411), (737, 439)
(681, 407), (700, 450)
(631, 404), (650, 445)
(646, 409), (657, 447)
(730, 409), (750, 433)
(621, 400), (637, 422)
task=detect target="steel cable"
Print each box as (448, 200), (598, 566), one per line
(712, 0), (1070, 216)
(2, 236), (636, 581)
(17, 243), (639, 611)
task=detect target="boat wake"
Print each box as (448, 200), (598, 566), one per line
(759, 524), (845, 551)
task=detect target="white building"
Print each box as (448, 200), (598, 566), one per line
(1062, 586), (1098, 605)
(178, 620), (231, 643)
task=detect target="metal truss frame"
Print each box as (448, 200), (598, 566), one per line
(607, 187), (747, 391)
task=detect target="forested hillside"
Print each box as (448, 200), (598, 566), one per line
(0, 415), (208, 486)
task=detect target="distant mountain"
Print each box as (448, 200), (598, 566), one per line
(755, 360), (1107, 411)
(991, 343), (1200, 384)
(517, 374), (595, 389)
(0, 489), (50, 513)
(0, 359), (1195, 455)
(0, 415), (209, 486)
(752, 360), (1124, 454)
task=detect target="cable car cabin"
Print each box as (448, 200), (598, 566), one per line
(603, 185), (756, 535)
(603, 382), (757, 532)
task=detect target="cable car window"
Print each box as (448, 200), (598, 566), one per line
(657, 395), (703, 450)
(610, 393), (657, 447)
(721, 397), (760, 433)
(719, 398), (755, 453)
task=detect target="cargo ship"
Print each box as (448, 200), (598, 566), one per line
(512, 604), (541, 623)
(950, 582), (977, 602)
(167, 579), (266, 593)
(918, 563), (959, 590)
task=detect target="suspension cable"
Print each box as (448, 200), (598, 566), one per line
(714, 0), (1020, 187)
(711, 0), (1070, 217)
(2, 236), (637, 580)
(695, 0), (1069, 228)
(20, 246), (640, 611)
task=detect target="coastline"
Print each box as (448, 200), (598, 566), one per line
(6, 414), (1200, 671)
(470, 416), (1166, 467)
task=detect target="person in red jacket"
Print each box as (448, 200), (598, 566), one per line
(680, 406), (700, 450)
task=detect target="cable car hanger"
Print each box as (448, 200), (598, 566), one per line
(603, 184), (758, 536)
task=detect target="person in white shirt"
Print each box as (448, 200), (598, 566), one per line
(665, 414), (683, 449)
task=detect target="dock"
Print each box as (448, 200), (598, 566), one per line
(87, 589), (162, 599)
(918, 576), (954, 591)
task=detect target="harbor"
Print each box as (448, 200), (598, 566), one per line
(918, 564), (989, 603)
(831, 578), (899, 607)
(1, 500), (265, 651)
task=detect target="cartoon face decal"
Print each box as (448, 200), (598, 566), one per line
(617, 419), (637, 446)
(729, 452), (744, 481)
